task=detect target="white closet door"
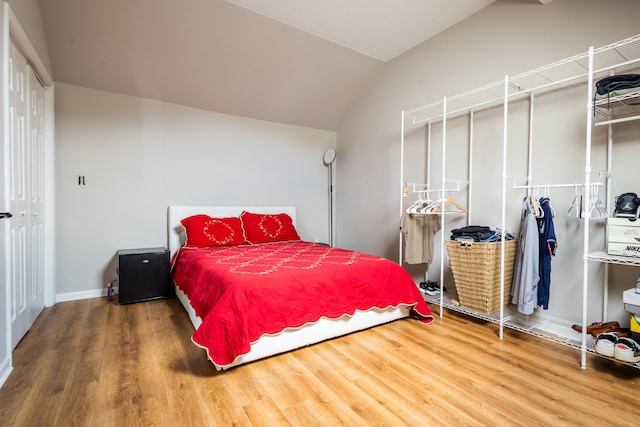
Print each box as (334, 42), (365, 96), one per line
(28, 65), (45, 325)
(8, 40), (42, 348)
(0, 17), (8, 384)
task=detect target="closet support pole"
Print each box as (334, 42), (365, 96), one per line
(468, 111), (474, 225)
(427, 122), (432, 190)
(399, 111), (405, 265)
(499, 75), (509, 340)
(581, 46), (596, 369)
(438, 96), (448, 316)
(425, 122), (433, 284)
(602, 122), (614, 322)
(527, 93), (535, 193)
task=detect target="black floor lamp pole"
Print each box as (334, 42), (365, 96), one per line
(323, 148), (337, 246)
(328, 162), (333, 246)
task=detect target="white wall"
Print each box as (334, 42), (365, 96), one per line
(55, 83), (335, 299)
(336, 0), (640, 326)
(6, 0), (51, 75)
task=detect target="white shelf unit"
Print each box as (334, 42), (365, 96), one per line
(582, 35), (640, 368)
(400, 34), (640, 369)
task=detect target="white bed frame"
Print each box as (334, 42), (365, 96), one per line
(167, 205), (410, 370)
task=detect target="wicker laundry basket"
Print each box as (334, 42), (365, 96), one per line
(444, 239), (517, 314)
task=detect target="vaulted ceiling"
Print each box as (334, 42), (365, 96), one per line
(38, 0), (502, 130)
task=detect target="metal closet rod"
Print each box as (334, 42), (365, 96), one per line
(512, 182), (603, 191)
(405, 179), (470, 192)
(508, 169), (610, 190)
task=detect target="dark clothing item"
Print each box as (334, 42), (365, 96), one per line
(450, 225), (493, 242)
(536, 197), (557, 310)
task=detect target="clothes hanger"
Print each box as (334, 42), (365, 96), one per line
(406, 191), (433, 214)
(417, 199), (436, 213)
(405, 191), (421, 214)
(539, 196), (555, 218)
(416, 191), (436, 213)
(542, 187), (555, 217)
(587, 183), (608, 219)
(431, 195), (468, 213)
(568, 184), (583, 219)
(529, 194), (540, 217)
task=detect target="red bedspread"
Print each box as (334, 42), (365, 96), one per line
(172, 241), (433, 367)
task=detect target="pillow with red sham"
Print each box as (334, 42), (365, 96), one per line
(240, 211), (300, 244)
(180, 214), (246, 247)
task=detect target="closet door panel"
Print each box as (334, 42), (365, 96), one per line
(7, 40), (43, 349)
(28, 70), (45, 320)
(8, 40), (30, 348)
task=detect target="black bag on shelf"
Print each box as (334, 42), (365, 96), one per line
(595, 74), (640, 95)
(613, 192), (640, 219)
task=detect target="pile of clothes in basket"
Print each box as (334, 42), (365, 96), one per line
(418, 226), (514, 296)
(450, 225), (515, 243)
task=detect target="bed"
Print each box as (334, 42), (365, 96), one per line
(168, 205), (433, 370)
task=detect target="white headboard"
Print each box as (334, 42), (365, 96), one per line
(167, 205), (297, 258)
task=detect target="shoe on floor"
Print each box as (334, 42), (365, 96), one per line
(594, 332), (617, 357)
(590, 326), (630, 339)
(424, 282), (446, 296)
(419, 281), (437, 291)
(614, 337), (640, 363)
(571, 321), (620, 334)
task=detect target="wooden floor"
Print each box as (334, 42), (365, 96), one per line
(1, 297), (639, 427)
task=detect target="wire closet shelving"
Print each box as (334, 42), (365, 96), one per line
(400, 34), (640, 369)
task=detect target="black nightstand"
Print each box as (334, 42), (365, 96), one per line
(117, 247), (173, 304)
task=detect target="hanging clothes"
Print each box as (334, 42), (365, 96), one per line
(537, 197), (557, 310)
(511, 197), (540, 315)
(400, 211), (441, 264)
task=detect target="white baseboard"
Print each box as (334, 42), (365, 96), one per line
(0, 356), (13, 390)
(56, 287), (119, 303)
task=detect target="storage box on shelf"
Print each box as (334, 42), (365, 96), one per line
(631, 313), (640, 342)
(622, 289), (640, 341)
(444, 239), (517, 314)
(623, 288), (640, 312)
(607, 217), (640, 257)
